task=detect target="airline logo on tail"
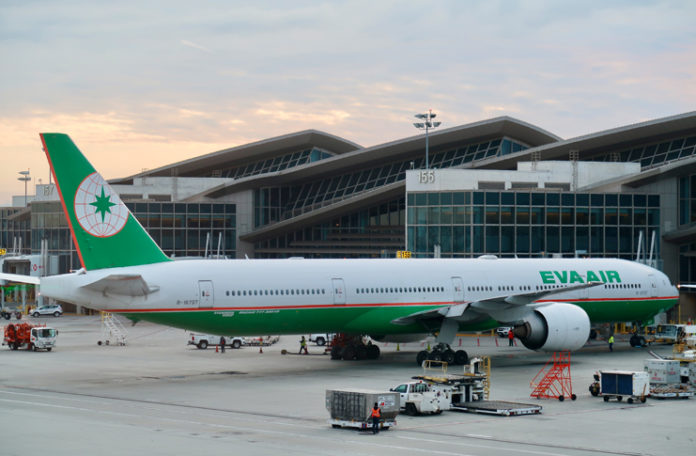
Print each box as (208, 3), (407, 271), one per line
(41, 132), (170, 270)
(75, 172), (128, 237)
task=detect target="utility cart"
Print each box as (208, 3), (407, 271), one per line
(589, 370), (649, 403)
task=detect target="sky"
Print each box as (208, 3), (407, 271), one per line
(1, 0), (695, 205)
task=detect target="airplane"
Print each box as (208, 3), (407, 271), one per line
(0, 133), (680, 365)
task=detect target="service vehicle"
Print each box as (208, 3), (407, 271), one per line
(589, 370), (649, 403)
(393, 359), (541, 417)
(3, 322), (57, 351)
(325, 389), (399, 430)
(390, 381), (444, 415)
(309, 333), (333, 346)
(188, 333), (243, 349)
(31, 304), (63, 317)
(495, 327), (512, 337)
(243, 335), (280, 346)
(1, 306), (22, 320)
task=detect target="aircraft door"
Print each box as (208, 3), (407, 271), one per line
(451, 276), (464, 303)
(198, 280), (214, 308)
(332, 278), (346, 305)
(648, 274), (657, 297)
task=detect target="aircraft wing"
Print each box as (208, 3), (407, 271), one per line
(471, 281), (604, 311)
(82, 274), (160, 297)
(0, 273), (41, 285)
(391, 282), (604, 327)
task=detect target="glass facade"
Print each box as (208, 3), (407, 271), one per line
(407, 191), (660, 259)
(592, 135), (696, 170)
(219, 148), (333, 179)
(1, 208), (30, 255)
(127, 202), (236, 259)
(678, 174), (696, 226)
(20, 201), (236, 273)
(254, 198), (405, 258)
(253, 137), (528, 228)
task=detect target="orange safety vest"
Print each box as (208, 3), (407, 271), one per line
(370, 407), (381, 418)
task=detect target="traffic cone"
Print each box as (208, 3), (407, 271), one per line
(215, 344), (219, 353)
(259, 345), (263, 354)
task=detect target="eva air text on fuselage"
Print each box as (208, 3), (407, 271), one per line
(539, 270), (621, 284)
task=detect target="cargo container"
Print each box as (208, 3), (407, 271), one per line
(325, 389), (399, 430)
(644, 359), (680, 384)
(597, 370), (649, 403)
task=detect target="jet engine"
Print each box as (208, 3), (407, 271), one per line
(513, 303), (590, 352)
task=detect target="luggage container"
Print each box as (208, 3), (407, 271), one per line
(644, 359), (680, 384)
(595, 370), (649, 403)
(325, 389), (399, 430)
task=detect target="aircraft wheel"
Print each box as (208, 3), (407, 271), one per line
(442, 349), (455, 365)
(416, 350), (429, 366)
(428, 351), (442, 362)
(355, 345), (367, 360)
(342, 345), (356, 360)
(454, 350), (468, 365)
(330, 345), (343, 360)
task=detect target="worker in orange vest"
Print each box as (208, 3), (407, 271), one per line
(369, 402), (381, 434)
(508, 328), (515, 346)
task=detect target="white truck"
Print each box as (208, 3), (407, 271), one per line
(390, 381), (446, 415)
(309, 334), (333, 346)
(188, 333), (243, 350)
(391, 358), (542, 417)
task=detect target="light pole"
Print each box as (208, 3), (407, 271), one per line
(413, 110), (441, 169)
(17, 170), (31, 207)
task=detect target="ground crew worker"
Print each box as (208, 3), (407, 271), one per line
(608, 334), (614, 352)
(370, 402), (381, 434)
(299, 336), (308, 354)
(220, 336), (226, 353)
(508, 328), (514, 346)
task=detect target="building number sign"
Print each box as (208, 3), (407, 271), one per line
(418, 170), (435, 184)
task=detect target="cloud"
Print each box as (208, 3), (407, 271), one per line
(180, 39), (213, 54)
(255, 101), (351, 126)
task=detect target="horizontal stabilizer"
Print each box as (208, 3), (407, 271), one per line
(0, 273), (40, 285)
(82, 274), (160, 297)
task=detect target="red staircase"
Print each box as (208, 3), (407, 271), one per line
(530, 351), (577, 401)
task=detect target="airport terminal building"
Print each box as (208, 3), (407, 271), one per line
(2, 112), (696, 314)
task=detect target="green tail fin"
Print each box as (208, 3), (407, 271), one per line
(41, 133), (170, 270)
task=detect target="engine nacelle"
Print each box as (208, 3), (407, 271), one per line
(514, 303), (590, 352)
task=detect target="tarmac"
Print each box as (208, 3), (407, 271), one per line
(1, 315), (694, 456)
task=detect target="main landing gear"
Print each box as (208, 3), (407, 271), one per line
(329, 334), (381, 361)
(416, 343), (468, 366)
